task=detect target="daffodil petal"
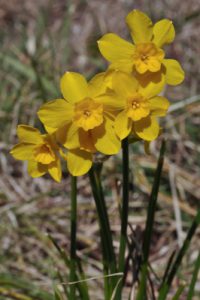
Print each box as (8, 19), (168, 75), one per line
(63, 123), (80, 149)
(88, 72), (107, 98)
(38, 99), (73, 131)
(60, 72), (89, 103)
(149, 96), (170, 116)
(109, 60), (134, 74)
(45, 126), (58, 134)
(153, 19), (175, 47)
(163, 59), (185, 85)
(27, 161), (47, 178)
(67, 149), (92, 176)
(126, 10), (153, 43)
(10, 143), (35, 160)
(137, 70), (165, 98)
(98, 33), (135, 62)
(93, 118), (121, 155)
(112, 71), (139, 99)
(134, 116), (160, 141)
(96, 92), (124, 111)
(48, 158), (62, 182)
(17, 125), (43, 144)
(115, 111), (132, 140)
(129, 107), (150, 121)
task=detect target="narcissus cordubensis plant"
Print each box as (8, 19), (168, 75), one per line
(11, 9), (184, 179)
(9, 9), (192, 300)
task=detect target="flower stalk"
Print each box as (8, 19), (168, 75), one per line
(89, 166), (117, 298)
(69, 176), (77, 299)
(116, 137), (130, 299)
(136, 140), (165, 300)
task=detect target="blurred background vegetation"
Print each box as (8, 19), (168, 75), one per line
(0, 0), (200, 299)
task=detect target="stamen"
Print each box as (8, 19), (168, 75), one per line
(84, 110), (91, 117)
(132, 101), (140, 109)
(141, 54), (148, 61)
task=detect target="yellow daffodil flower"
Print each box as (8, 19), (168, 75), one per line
(10, 125), (62, 182)
(111, 72), (170, 141)
(98, 10), (184, 86)
(37, 72), (122, 176)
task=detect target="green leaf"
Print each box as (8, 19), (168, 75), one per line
(136, 140), (166, 300)
(187, 251), (200, 300)
(158, 209), (200, 300)
(54, 287), (64, 300)
(89, 166), (117, 299)
(0, 273), (54, 300)
(161, 250), (176, 286)
(0, 52), (58, 96)
(48, 234), (70, 267)
(172, 284), (185, 300)
(0, 287), (33, 300)
(48, 235), (89, 300)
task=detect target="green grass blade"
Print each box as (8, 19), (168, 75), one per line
(136, 140), (166, 300)
(48, 235), (89, 300)
(89, 166), (116, 299)
(161, 250), (176, 287)
(76, 258), (90, 300)
(56, 271), (69, 299)
(186, 251), (200, 300)
(0, 52), (58, 96)
(54, 287), (64, 300)
(48, 234), (70, 267)
(158, 209), (200, 300)
(172, 285), (185, 300)
(0, 287), (33, 300)
(94, 165), (117, 275)
(0, 273), (54, 300)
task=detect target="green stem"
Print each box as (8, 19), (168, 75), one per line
(89, 166), (116, 298)
(118, 138), (129, 270)
(69, 176), (77, 299)
(136, 140), (166, 300)
(116, 138), (129, 299)
(143, 141), (165, 262)
(95, 166), (117, 273)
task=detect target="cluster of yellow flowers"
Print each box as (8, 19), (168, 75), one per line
(10, 10), (184, 180)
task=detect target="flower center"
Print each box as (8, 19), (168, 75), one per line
(133, 42), (165, 74)
(74, 98), (103, 131)
(34, 143), (56, 164)
(84, 110), (91, 117)
(132, 101), (140, 109)
(141, 54), (148, 61)
(126, 93), (150, 121)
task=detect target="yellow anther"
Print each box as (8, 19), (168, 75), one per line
(141, 54), (148, 61)
(132, 101), (140, 109)
(84, 110), (91, 117)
